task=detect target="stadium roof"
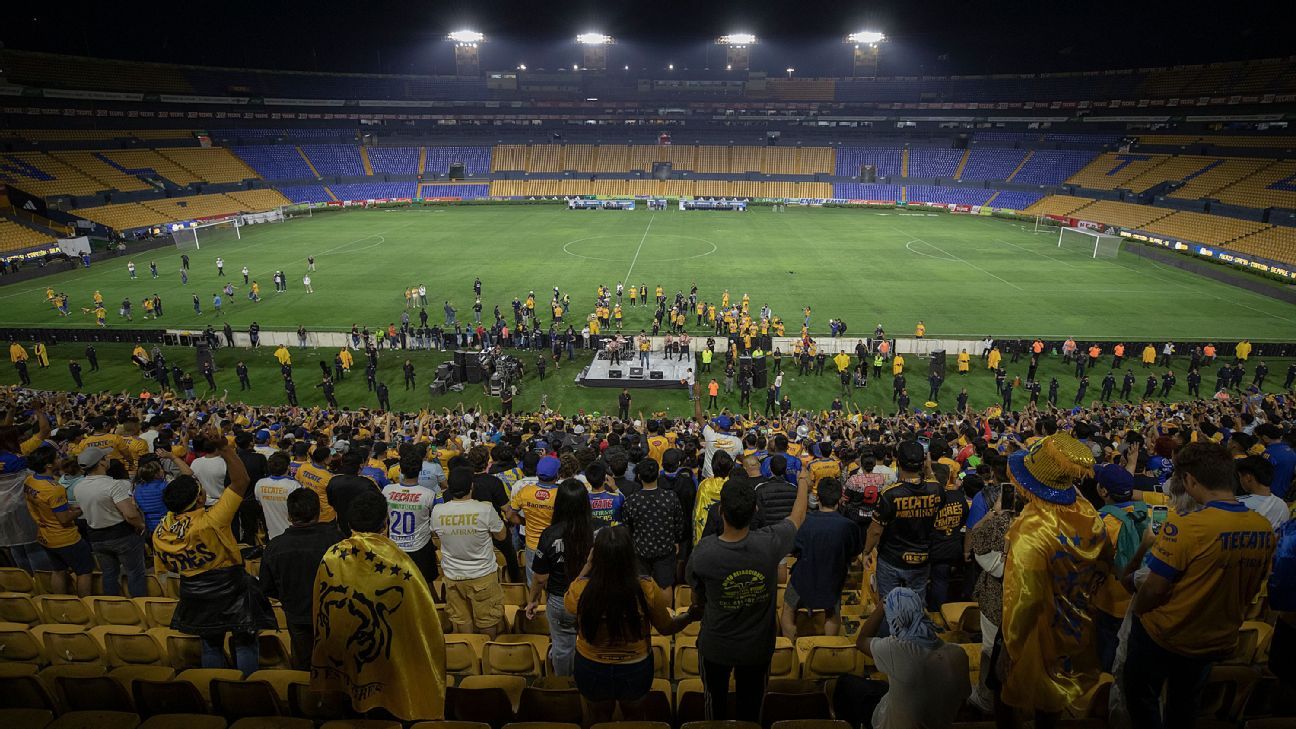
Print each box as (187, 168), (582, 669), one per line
(2, 0), (1291, 78)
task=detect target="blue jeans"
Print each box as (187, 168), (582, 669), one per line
(7, 542), (53, 573)
(201, 632), (259, 676)
(524, 547), (536, 586)
(1122, 617), (1215, 729)
(547, 592), (577, 677)
(91, 533), (149, 597)
(874, 559), (929, 637)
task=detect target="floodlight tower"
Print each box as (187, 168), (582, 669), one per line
(717, 33), (757, 72)
(845, 30), (885, 77)
(577, 32), (613, 71)
(447, 30), (485, 76)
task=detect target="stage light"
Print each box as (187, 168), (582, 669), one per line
(718, 33), (757, 46)
(576, 32), (613, 45)
(446, 30), (484, 44)
(572, 64), (579, 71)
(517, 64), (526, 70)
(847, 30), (885, 44)
(786, 68), (795, 78)
(726, 64), (732, 70)
(668, 63), (674, 70)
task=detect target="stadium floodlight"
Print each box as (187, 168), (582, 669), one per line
(668, 63), (674, 70)
(847, 30), (886, 45)
(786, 67), (795, 78)
(447, 30), (484, 45)
(576, 32), (613, 45)
(517, 63), (526, 70)
(717, 33), (757, 46)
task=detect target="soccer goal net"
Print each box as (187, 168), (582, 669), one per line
(1031, 214), (1063, 234)
(172, 218), (242, 251)
(1058, 226), (1122, 259)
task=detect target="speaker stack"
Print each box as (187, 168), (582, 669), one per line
(630, 367), (645, 379)
(453, 350), (470, 382)
(929, 350), (947, 379)
(608, 370), (623, 379)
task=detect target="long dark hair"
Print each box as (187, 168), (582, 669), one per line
(578, 525), (652, 644)
(551, 479), (593, 582)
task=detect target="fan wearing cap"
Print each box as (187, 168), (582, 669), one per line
(508, 454), (562, 583)
(75, 445), (149, 597)
(698, 412), (742, 478)
(1124, 442), (1276, 729)
(864, 440), (941, 621)
(1088, 463), (1150, 673)
(997, 434), (1113, 723)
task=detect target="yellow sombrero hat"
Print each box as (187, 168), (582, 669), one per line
(1007, 433), (1095, 505)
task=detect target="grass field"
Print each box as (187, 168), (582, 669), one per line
(3, 205), (1295, 340)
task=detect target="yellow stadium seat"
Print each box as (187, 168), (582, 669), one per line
(482, 636), (547, 677)
(0, 593), (43, 626)
(939, 602), (981, 641)
(1199, 665), (1260, 722)
(107, 665), (175, 692)
(40, 626), (105, 666)
(795, 636), (863, 679)
(245, 669), (308, 705)
(0, 570), (38, 594)
(139, 715), (227, 729)
(770, 638), (799, 679)
(287, 683), (349, 722)
(45, 710), (141, 729)
(0, 673), (59, 711)
(87, 598), (147, 628)
(517, 686), (583, 725)
(649, 635), (671, 679)
(229, 718), (311, 729)
(320, 721), (401, 729)
(105, 631), (166, 667)
(445, 634), (488, 675)
(0, 708), (55, 729)
(175, 668), (243, 703)
(56, 674), (134, 713)
(134, 600), (178, 630)
(672, 636), (700, 680)
(510, 605), (549, 636)
(210, 677), (283, 718)
(35, 596), (95, 626)
(131, 679), (206, 717)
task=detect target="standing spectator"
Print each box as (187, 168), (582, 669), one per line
(685, 467), (809, 723)
(1125, 442), (1277, 729)
(133, 455), (180, 536)
(311, 489), (446, 721)
(525, 480), (595, 677)
(382, 453), (443, 585)
(779, 477), (862, 639)
(997, 434), (1112, 727)
(1259, 424), (1295, 500)
(567, 526), (698, 723)
(864, 441), (940, 612)
(23, 445), (94, 596)
(259, 489), (339, 669)
(432, 467), (508, 638)
(1237, 456), (1289, 531)
(189, 435), (229, 506)
(327, 451), (383, 537)
(846, 586), (970, 729)
(153, 432), (274, 675)
(622, 458), (685, 605)
(966, 480), (1016, 713)
(509, 455), (562, 583)
(75, 447), (148, 597)
(254, 452), (302, 541)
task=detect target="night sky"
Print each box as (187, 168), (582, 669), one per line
(3, 0), (1292, 78)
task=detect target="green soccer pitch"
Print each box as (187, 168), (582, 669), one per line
(3, 205), (1295, 340)
(3, 204), (1295, 415)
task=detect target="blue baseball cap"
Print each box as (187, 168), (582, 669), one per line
(537, 456), (561, 482)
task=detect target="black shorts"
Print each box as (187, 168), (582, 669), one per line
(408, 540), (440, 583)
(574, 652), (654, 702)
(43, 539), (96, 575)
(638, 553), (676, 589)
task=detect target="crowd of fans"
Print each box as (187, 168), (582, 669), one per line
(1, 378), (1296, 728)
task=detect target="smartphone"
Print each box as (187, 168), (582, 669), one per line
(1001, 484), (1017, 512)
(1149, 505), (1169, 534)
(918, 435), (930, 453)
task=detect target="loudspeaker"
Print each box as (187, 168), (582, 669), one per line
(753, 365), (768, 389)
(649, 371), (664, 380)
(196, 343), (215, 372)
(453, 350), (470, 366)
(466, 364), (484, 384)
(630, 367), (645, 379)
(429, 379), (448, 395)
(608, 369), (623, 379)
(929, 349), (947, 379)
(448, 162), (466, 180)
(436, 362), (456, 382)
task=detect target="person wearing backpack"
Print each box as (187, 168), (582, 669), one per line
(1089, 463), (1149, 672)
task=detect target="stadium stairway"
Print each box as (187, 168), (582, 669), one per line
(3, 212), (64, 239)
(1005, 150), (1034, 182)
(952, 149), (971, 179)
(417, 147), (427, 176)
(901, 148), (910, 177)
(360, 147), (374, 176)
(323, 186), (338, 201)
(295, 147), (322, 179)
(983, 191), (1000, 207)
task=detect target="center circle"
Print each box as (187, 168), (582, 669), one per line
(562, 234), (718, 262)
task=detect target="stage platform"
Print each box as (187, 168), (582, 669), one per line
(578, 351), (693, 389)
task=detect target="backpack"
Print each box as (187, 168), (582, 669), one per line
(1100, 503), (1149, 570)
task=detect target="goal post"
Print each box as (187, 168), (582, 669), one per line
(1033, 214), (1061, 233)
(172, 218), (242, 251)
(1058, 226), (1122, 259)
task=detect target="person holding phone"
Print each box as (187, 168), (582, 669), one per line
(967, 474), (1017, 712)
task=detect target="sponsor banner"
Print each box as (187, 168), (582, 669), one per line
(6, 186), (48, 218)
(1120, 229), (1295, 280)
(43, 89), (144, 101)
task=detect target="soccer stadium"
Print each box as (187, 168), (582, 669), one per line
(1, 5), (1295, 729)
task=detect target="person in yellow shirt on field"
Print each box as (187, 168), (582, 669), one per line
(987, 346), (1002, 371)
(892, 354), (905, 376)
(95, 306), (108, 328)
(339, 348), (354, 373)
(274, 345), (292, 368)
(93, 290), (104, 307)
(833, 350), (851, 373)
(1142, 344), (1156, 368)
(628, 285), (637, 306)
(915, 320), (926, 338)
(24, 445), (95, 596)
(45, 287), (56, 305)
(32, 342), (49, 368)
(1236, 340), (1252, 361)
(957, 349), (970, 374)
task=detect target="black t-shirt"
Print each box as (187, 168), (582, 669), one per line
(472, 473), (509, 516)
(874, 480), (940, 568)
(929, 486), (969, 563)
(532, 521), (593, 597)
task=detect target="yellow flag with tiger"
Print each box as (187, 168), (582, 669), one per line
(311, 530), (446, 721)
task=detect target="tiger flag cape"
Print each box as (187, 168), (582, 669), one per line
(311, 530), (446, 721)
